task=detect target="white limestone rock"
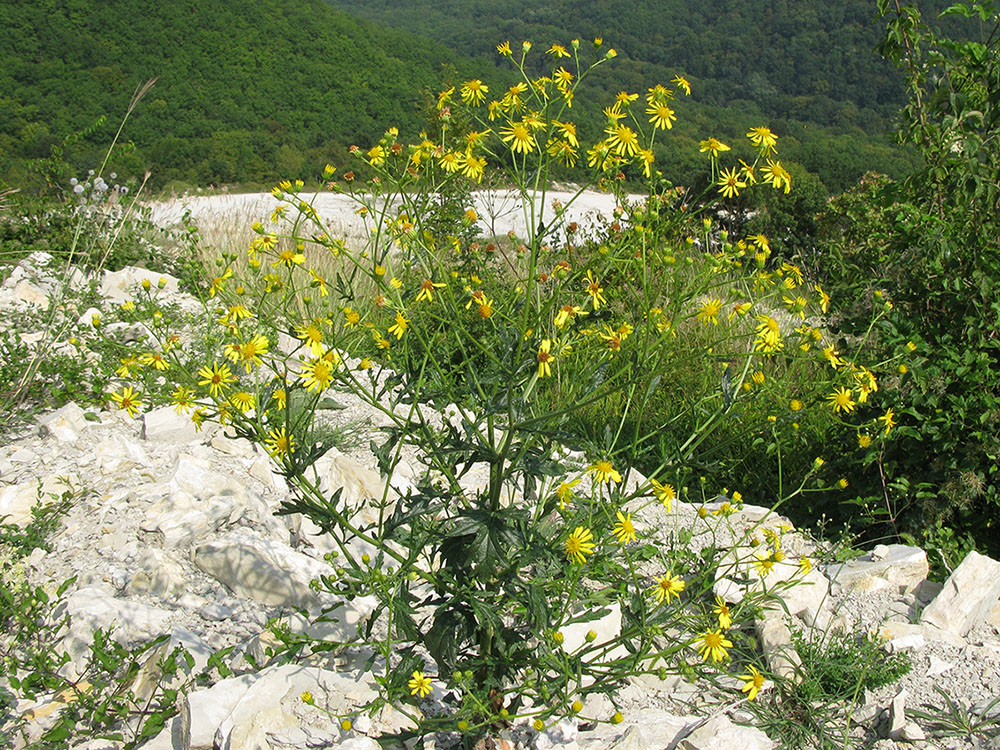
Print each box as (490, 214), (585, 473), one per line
(920, 550), (1000, 637)
(214, 664), (378, 750)
(0, 472), (78, 527)
(142, 405), (202, 443)
(37, 403), (90, 444)
(823, 544), (928, 594)
(99, 266), (179, 302)
(12, 279), (50, 309)
(193, 529), (330, 609)
(56, 584), (174, 670)
(679, 713), (773, 750)
(93, 433), (153, 474)
(755, 608), (802, 681)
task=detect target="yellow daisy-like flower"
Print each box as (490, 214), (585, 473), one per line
(264, 427), (295, 458)
(699, 138), (731, 158)
(554, 304), (586, 329)
(717, 167), (747, 199)
(827, 387), (856, 415)
(230, 391), (255, 413)
(746, 126), (778, 153)
(697, 298), (723, 325)
(858, 432), (872, 448)
(739, 665), (765, 701)
(460, 79), (489, 106)
(224, 334), (270, 373)
(139, 352), (170, 371)
(606, 123), (639, 157)
(564, 526), (595, 565)
(646, 103), (676, 130)
(588, 460), (622, 484)
(612, 511), (636, 544)
(671, 75), (691, 95)
(696, 630), (733, 663)
(499, 122), (536, 154)
(497, 41), (512, 56)
(762, 159), (792, 193)
(416, 279), (446, 303)
(343, 307), (361, 328)
(198, 362), (238, 397)
(584, 270), (607, 309)
(171, 386), (196, 415)
(554, 479), (580, 510)
(110, 386), (142, 418)
(879, 408), (897, 435)
(300, 356), (335, 393)
(408, 671), (433, 698)
(753, 550), (777, 577)
(637, 148), (655, 178)
(295, 323), (325, 357)
(650, 478), (676, 510)
(388, 311), (409, 339)
(537, 339), (555, 378)
(650, 572), (685, 604)
(714, 596), (733, 629)
(554, 121), (578, 147)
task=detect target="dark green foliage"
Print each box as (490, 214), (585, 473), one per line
(811, 1), (1000, 562)
(0, 0), (476, 190)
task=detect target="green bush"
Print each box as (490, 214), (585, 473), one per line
(812, 0), (1000, 561)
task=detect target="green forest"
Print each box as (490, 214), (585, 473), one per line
(0, 0), (963, 194)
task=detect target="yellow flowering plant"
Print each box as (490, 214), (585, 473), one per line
(106, 40), (894, 742)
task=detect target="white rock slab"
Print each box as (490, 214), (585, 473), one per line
(823, 544), (928, 594)
(193, 529), (330, 608)
(37, 402), (89, 443)
(0, 473), (78, 527)
(920, 550), (1000, 637)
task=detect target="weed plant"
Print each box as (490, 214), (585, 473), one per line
(93, 39), (903, 744)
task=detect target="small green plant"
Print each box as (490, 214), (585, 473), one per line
(909, 685), (1000, 742)
(746, 628), (911, 750)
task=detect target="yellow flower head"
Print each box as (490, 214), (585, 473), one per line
(408, 670), (433, 698)
(500, 121), (536, 154)
(265, 427), (295, 458)
(746, 126), (778, 153)
(650, 478), (676, 510)
(584, 270), (607, 309)
(588, 460), (622, 484)
(460, 79), (489, 106)
(699, 138), (731, 158)
(696, 630), (733, 662)
(697, 298), (723, 325)
(388, 310), (410, 339)
(537, 339), (555, 377)
(198, 362), (238, 397)
(650, 572), (685, 604)
(612, 511), (636, 544)
(714, 596), (733, 629)
(564, 526), (595, 565)
(827, 387), (856, 415)
(110, 386), (142, 418)
(739, 665), (765, 700)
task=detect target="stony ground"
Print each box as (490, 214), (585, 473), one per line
(2, 228), (1000, 749)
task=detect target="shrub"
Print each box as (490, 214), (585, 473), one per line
(812, 0), (1000, 561)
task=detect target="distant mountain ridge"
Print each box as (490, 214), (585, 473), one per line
(0, 0), (481, 187)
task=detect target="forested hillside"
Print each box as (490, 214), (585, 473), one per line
(0, 0), (479, 189)
(323, 0), (954, 133)
(0, 0), (961, 192)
